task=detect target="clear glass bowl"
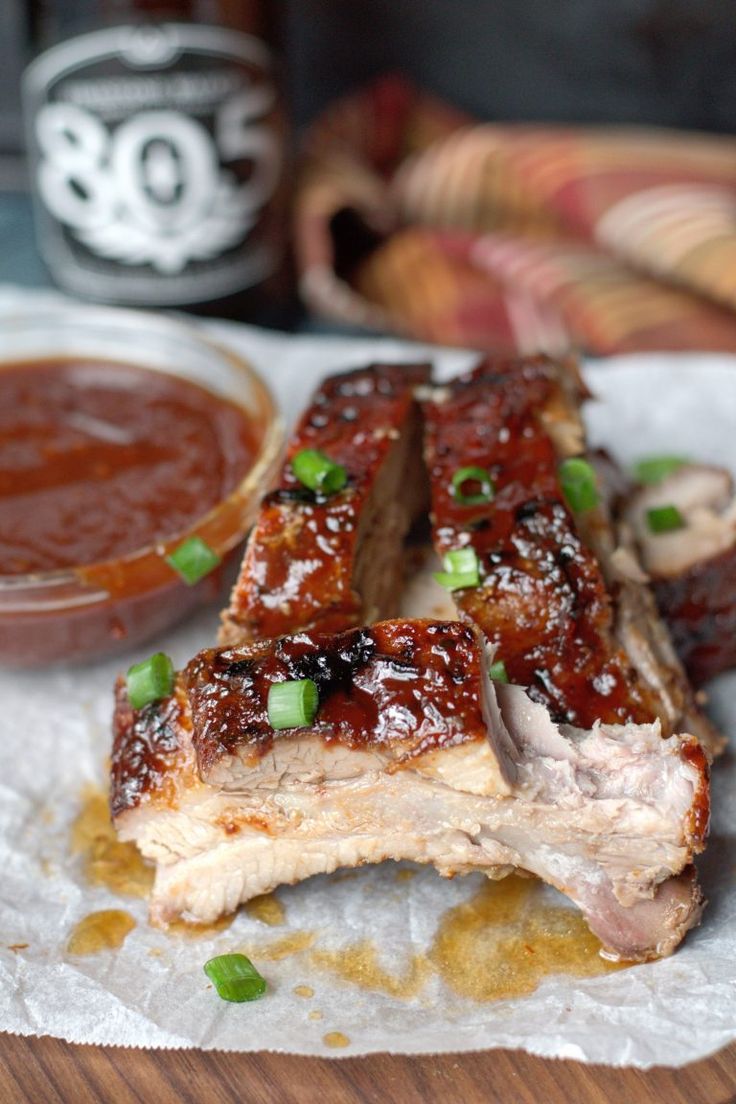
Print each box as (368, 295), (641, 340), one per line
(0, 303), (282, 666)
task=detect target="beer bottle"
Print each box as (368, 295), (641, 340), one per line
(23, 1), (290, 321)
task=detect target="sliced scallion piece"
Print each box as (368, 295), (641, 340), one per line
(433, 547), (480, 590)
(204, 954), (267, 1003)
(633, 455), (688, 485)
(126, 652), (174, 710)
(559, 457), (600, 513)
(489, 659), (509, 683)
(166, 535), (221, 585)
(292, 448), (347, 495)
(267, 678), (319, 729)
(451, 465), (495, 506)
(646, 504), (685, 534)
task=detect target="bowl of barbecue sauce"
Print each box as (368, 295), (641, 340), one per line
(0, 304), (281, 666)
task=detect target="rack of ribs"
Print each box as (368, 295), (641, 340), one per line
(110, 358), (715, 964)
(220, 362), (430, 646)
(422, 355), (723, 757)
(111, 619), (708, 963)
(623, 463), (736, 686)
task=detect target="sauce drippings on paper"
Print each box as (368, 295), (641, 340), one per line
(67, 909), (135, 955)
(428, 874), (625, 1001)
(72, 785), (153, 898)
(0, 359), (256, 574)
(310, 873), (625, 1004)
(244, 893), (285, 926)
(165, 915), (235, 939)
(310, 940), (430, 999)
(323, 1032), (350, 1049)
(243, 931), (316, 961)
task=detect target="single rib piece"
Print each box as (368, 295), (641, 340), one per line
(624, 463), (736, 685)
(111, 619), (708, 962)
(423, 355), (722, 755)
(220, 362), (430, 646)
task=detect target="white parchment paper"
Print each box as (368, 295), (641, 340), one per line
(0, 290), (734, 1067)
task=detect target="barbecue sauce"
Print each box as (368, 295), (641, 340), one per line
(0, 359), (256, 574)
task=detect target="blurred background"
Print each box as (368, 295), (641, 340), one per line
(2, 0), (735, 339)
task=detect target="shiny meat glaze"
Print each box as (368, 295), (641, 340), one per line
(625, 464), (736, 685)
(110, 619), (709, 961)
(188, 620), (489, 783)
(110, 676), (194, 819)
(220, 362), (430, 645)
(424, 356), (661, 728)
(110, 619), (496, 818)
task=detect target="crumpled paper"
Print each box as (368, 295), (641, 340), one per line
(0, 289), (735, 1067)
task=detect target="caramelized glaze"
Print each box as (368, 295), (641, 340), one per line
(187, 620), (487, 776)
(424, 357), (660, 727)
(110, 681), (190, 818)
(223, 362), (430, 642)
(653, 545), (736, 686)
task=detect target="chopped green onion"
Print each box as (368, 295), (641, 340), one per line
(633, 455), (688, 485)
(433, 547), (480, 590)
(489, 660), (509, 683)
(292, 448), (347, 495)
(166, 535), (221, 585)
(559, 457), (600, 513)
(451, 466), (495, 506)
(267, 678), (319, 729)
(646, 504), (685, 534)
(126, 652), (174, 710)
(204, 954), (267, 1003)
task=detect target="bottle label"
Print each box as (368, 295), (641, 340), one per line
(24, 24), (282, 306)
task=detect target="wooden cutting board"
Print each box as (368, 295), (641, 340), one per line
(1, 1036), (735, 1104)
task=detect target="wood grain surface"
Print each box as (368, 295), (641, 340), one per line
(1, 1035), (735, 1104)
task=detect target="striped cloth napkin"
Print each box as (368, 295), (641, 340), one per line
(294, 75), (736, 355)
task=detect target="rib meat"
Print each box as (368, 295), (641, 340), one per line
(422, 355), (722, 756)
(220, 362), (430, 645)
(624, 464), (736, 685)
(111, 619), (708, 962)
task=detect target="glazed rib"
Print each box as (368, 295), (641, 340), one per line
(623, 464), (736, 685)
(220, 362), (430, 646)
(423, 355), (722, 755)
(111, 619), (708, 963)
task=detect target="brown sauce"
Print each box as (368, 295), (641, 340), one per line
(0, 358), (256, 574)
(67, 910), (136, 955)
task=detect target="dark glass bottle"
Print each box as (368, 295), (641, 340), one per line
(24, 1), (291, 322)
